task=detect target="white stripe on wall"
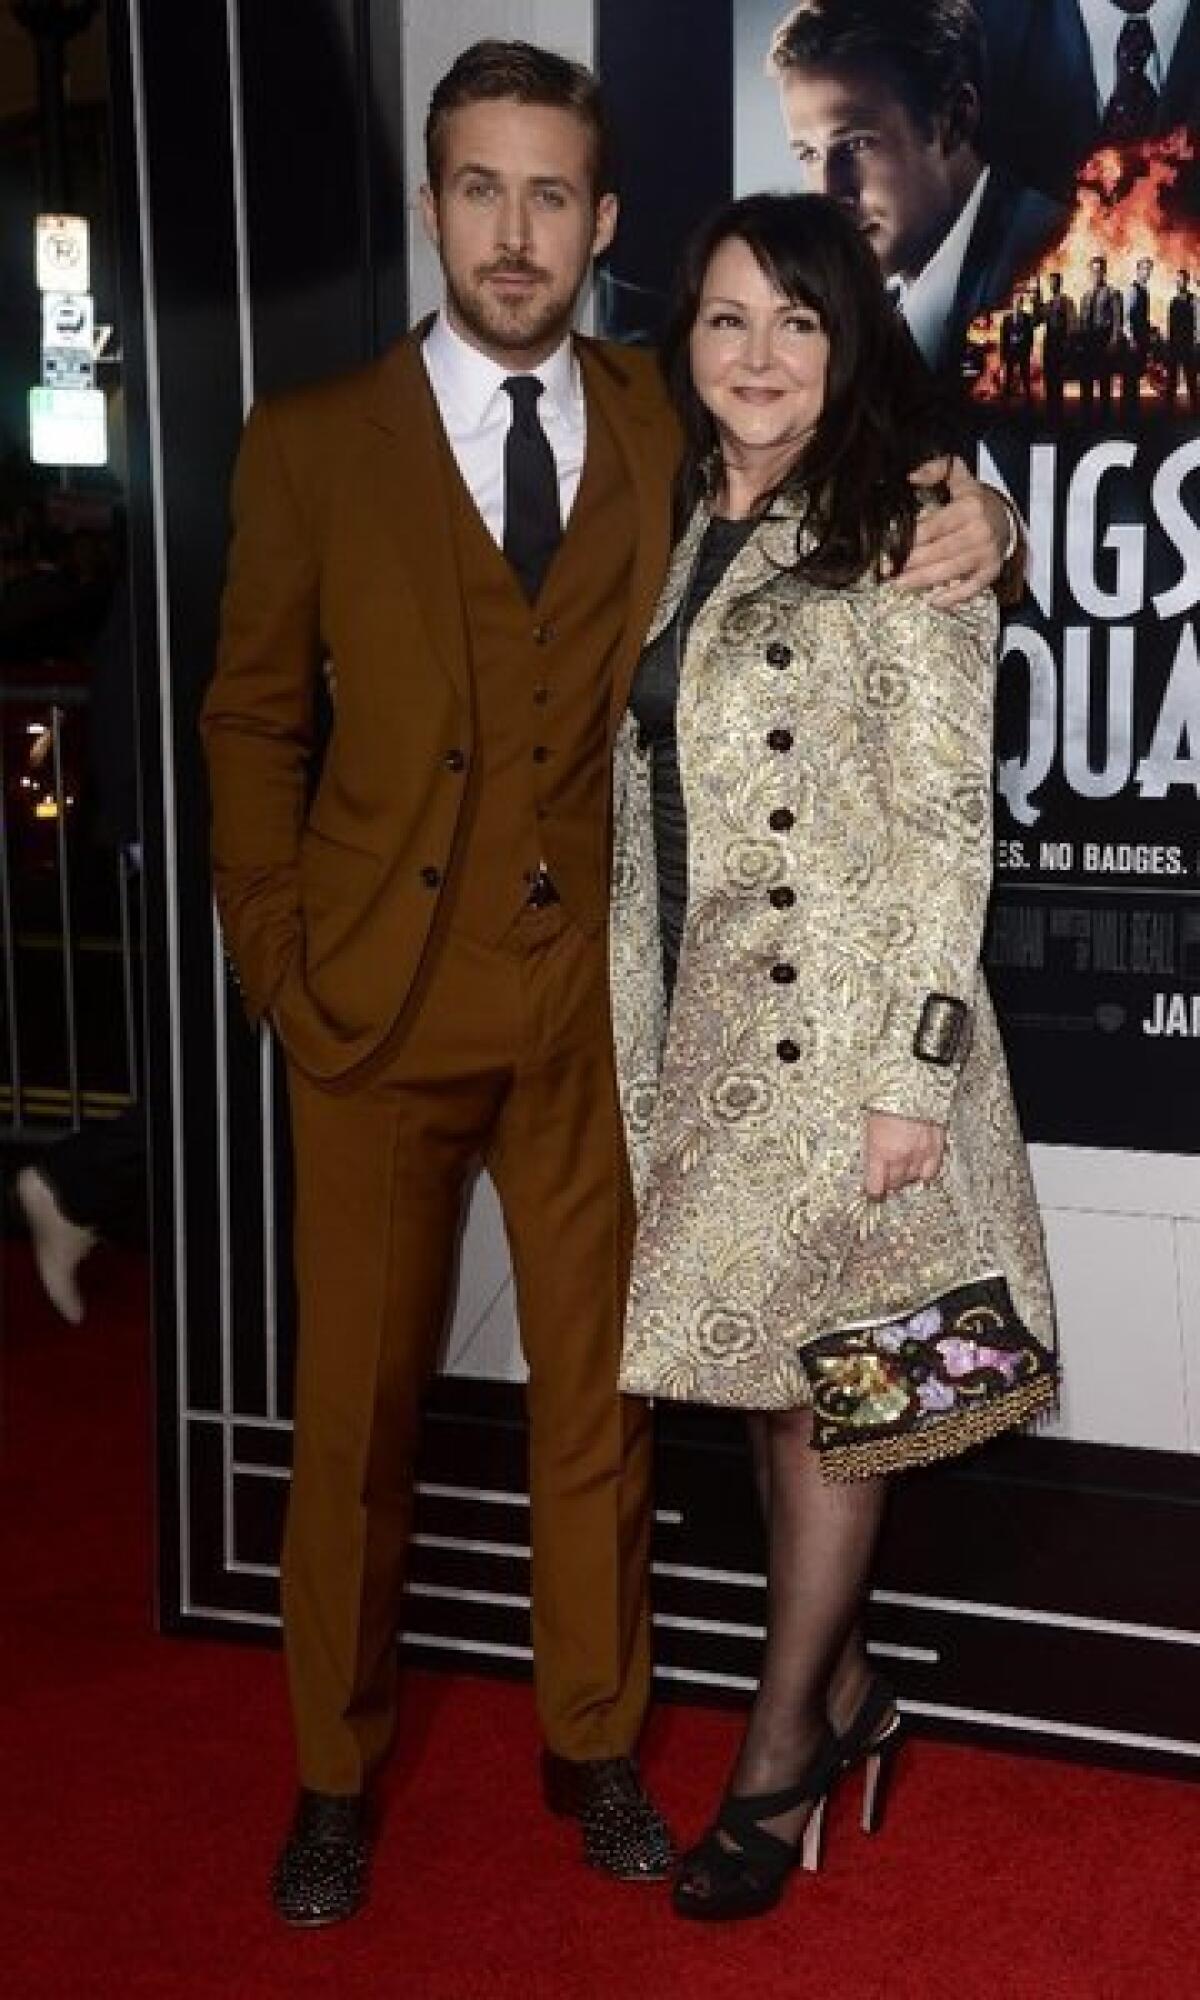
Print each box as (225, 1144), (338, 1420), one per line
(126, 0), (192, 1615)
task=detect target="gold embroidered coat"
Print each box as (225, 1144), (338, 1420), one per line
(611, 502), (1057, 1468)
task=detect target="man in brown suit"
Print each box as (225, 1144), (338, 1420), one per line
(202, 40), (1017, 1928)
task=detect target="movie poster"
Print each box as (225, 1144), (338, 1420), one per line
(597, 0), (1200, 1151)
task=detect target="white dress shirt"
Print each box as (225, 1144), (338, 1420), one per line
(421, 311), (587, 546)
(1076, 0), (1188, 106)
(895, 166), (990, 367)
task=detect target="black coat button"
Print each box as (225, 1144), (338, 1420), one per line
(770, 962), (797, 984)
(533, 745), (550, 764)
(777, 1039), (801, 1063)
(769, 808), (795, 831)
(766, 642), (792, 667)
(420, 865), (441, 888)
(767, 728), (794, 751)
(444, 749), (466, 772)
(769, 886), (795, 909)
(533, 685), (549, 705)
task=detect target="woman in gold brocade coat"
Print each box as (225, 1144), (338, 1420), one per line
(611, 194), (1057, 1922)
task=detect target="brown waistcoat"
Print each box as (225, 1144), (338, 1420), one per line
(441, 399), (638, 944)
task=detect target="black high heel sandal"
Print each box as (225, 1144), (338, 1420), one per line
(671, 1727), (843, 1922)
(834, 1674), (905, 1835)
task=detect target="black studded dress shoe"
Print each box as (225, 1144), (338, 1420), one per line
(271, 1788), (369, 1927)
(541, 1751), (675, 1882)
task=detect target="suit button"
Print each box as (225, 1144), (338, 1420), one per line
(533, 745), (550, 763)
(768, 808), (794, 831)
(766, 642), (792, 668)
(534, 622), (555, 645)
(770, 962), (797, 984)
(777, 1039), (801, 1063)
(767, 729), (794, 752)
(533, 685), (549, 705)
(420, 865), (441, 888)
(769, 886), (795, 909)
(444, 749), (466, 772)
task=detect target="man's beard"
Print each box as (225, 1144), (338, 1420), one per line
(445, 260), (577, 357)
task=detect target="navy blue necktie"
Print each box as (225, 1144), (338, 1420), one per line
(1103, 4), (1159, 141)
(502, 376), (562, 602)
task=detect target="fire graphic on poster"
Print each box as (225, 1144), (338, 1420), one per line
(968, 133), (1200, 409)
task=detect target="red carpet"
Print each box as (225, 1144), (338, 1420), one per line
(3, 1238), (1200, 2000)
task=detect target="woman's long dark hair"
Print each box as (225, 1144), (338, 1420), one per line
(662, 192), (960, 583)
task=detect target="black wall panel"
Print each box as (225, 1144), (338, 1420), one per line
(107, 0), (409, 1631)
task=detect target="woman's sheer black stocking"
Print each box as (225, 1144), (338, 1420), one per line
(744, 1411), (880, 1741)
(727, 1407), (888, 1846)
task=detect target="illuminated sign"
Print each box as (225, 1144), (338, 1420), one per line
(41, 291), (96, 391)
(28, 386), (108, 467)
(35, 214), (90, 295)
(42, 290), (94, 351)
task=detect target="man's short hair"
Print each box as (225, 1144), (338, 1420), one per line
(768, 0), (986, 134)
(425, 39), (616, 195)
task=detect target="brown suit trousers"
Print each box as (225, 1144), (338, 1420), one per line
(284, 904), (651, 1791)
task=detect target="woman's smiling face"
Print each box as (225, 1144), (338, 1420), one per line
(689, 234), (830, 474)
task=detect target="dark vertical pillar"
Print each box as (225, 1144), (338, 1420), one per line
(105, 0), (406, 1634)
(14, 0), (101, 208)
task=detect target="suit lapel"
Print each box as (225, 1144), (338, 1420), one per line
(363, 328), (677, 718)
(949, 171), (1006, 340)
(948, 170), (1064, 363)
(576, 340), (676, 729)
(643, 504), (708, 649)
(1161, 5), (1200, 128)
(1044, 0), (1100, 152)
(642, 499), (808, 694)
(362, 327), (471, 700)
(687, 503), (808, 660)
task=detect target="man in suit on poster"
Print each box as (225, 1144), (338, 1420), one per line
(1120, 253), (1156, 414)
(203, 37), (1018, 1930)
(1001, 288), (1037, 400)
(1078, 251), (1125, 413)
(768, 0), (1067, 377)
(1036, 270), (1079, 417)
(975, 0), (1200, 199)
(1165, 265), (1199, 407)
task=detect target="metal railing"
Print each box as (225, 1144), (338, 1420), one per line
(0, 680), (139, 1144)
